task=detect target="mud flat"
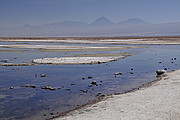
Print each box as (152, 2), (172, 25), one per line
(55, 70), (180, 120)
(32, 56), (126, 65)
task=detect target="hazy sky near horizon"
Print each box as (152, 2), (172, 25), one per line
(0, 0), (180, 27)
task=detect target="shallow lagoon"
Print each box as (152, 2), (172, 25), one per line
(0, 45), (180, 120)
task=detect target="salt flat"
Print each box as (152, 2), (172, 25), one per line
(1, 37), (180, 44)
(32, 56), (125, 64)
(55, 70), (180, 120)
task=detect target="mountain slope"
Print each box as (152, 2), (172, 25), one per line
(119, 18), (150, 25)
(89, 17), (115, 26)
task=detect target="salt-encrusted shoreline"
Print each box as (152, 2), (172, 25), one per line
(32, 56), (126, 64)
(1, 37), (180, 44)
(54, 70), (180, 120)
(0, 44), (142, 51)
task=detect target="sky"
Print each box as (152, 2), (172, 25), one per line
(0, 0), (180, 27)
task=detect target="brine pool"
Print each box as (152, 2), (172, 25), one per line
(0, 45), (180, 120)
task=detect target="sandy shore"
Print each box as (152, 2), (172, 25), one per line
(54, 70), (180, 120)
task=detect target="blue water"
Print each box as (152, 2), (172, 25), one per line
(0, 45), (180, 120)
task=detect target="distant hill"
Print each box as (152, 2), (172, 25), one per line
(118, 18), (150, 25)
(0, 17), (180, 37)
(89, 17), (115, 26)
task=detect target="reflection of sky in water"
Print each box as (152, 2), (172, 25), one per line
(0, 45), (180, 120)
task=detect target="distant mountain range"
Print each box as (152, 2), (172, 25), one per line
(90, 17), (115, 26)
(0, 17), (180, 37)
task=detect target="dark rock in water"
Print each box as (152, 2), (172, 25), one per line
(164, 68), (168, 70)
(1, 59), (9, 63)
(96, 92), (102, 96)
(171, 58), (177, 60)
(101, 95), (106, 97)
(40, 74), (46, 77)
(80, 89), (88, 93)
(35, 74), (37, 77)
(114, 72), (123, 75)
(129, 72), (134, 74)
(10, 87), (14, 89)
(71, 83), (76, 85)
(41, 86), (56, 90)
(88, 85), (93, 87)
(91, 81), (97, 85)
(88, 76), (92, 79)
(66, 89), (71, 91)
(156, 70), (166, 75)
(50, 112), (54, 115)
(24, 84), (36, 88)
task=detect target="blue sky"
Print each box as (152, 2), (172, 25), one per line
(0, 0), (180, 27)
